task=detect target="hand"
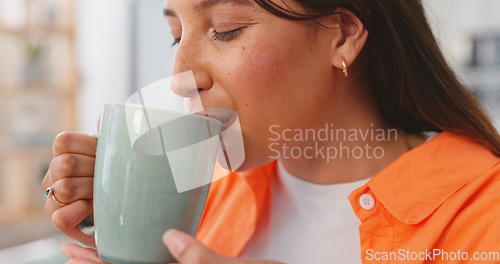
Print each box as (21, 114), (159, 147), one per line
(61, 244), (110, 264)
(61, 229), (284, 264)
(42, 132), (98, 247)
(163, 229), (284, 264)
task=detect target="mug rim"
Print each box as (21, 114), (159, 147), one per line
(102, 102), (223, 126)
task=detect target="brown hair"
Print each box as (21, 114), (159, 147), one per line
(254, 0), (500, 156)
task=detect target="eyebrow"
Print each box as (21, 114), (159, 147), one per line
(164, 0), (251, 17)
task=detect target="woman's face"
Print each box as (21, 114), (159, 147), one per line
(165, 0), (341, 170)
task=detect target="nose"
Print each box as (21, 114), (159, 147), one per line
(171, 37), (213, 99)
(170, 70), (213, 98)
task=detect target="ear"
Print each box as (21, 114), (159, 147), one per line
(329, 8), (368, 72)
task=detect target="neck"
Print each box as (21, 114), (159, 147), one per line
(278, 127), (395, 184)
(278, 79), (426, 185)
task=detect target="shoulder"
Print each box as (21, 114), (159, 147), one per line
(364, 132), (500, 251)
(430, 132), (500, 220)
(434, 140), (500, 252)
(437, 161), (500, 254)
(455, 158), (500, 222)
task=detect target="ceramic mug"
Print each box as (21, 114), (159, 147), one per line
(81, 103), (222, 264)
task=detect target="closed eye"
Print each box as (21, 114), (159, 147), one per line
(171, 27), (246, 46)
(211, 27), (245, 41)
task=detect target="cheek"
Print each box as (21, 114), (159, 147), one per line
(216, 43), (287, 167)
(228, 42), (289, 134)
(232, 41), (287, 94)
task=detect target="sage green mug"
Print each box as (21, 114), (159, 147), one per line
(87, 103), (222, 264)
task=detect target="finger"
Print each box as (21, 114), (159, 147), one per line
(42, 170), (52, 193)
(44, 191), (64, 215)
(43, 153), (95, 190)
(52, 200), (96, 247)
(164, 230), (284, 264)
(62, 243), (104, 263)
(48, 153), (95, 182)
(53, 132), (98, 157)
(163, 229), (227, 264)
(45, 177), (94, 223)
(50, 177), (93, 204)
(43, 153), (95, 195)
(239, 258), (285, 264)
(42, 132), (96, 192)
(44, 179), (66, 216)
(67, 259), (102, 264)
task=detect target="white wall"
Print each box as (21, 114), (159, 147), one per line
(76, 0), (133, 133)
(424, 0), (500, 67)
(75, 0), (178, 133)
(424, 0), (500, 128)
(133, 0), (176, 89)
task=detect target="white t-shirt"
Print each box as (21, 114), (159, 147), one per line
(240, 161), (370, 264)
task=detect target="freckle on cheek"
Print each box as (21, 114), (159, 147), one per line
(242, 50), (282, 77)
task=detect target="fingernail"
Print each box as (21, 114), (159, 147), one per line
(163, 229), (191, 257)
(61, 248), (73, 259)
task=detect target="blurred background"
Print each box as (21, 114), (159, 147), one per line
(0, 0), (499, 263)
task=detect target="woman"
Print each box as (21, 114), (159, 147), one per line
(42, 0), (500, 263)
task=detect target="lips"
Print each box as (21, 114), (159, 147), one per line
(194, 108), (238, 132)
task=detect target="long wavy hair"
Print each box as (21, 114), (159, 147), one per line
(254, 0), (500, 156)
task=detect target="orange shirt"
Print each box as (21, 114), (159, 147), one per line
(196, 132), (500, 263)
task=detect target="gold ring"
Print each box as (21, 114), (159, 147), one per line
(45, 186), (68, 206)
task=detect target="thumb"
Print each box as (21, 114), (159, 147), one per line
(163, 229), (227, 264)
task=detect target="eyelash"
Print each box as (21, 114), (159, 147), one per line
(172, 38), (181, 47)
(211, 27), (245, 41)
(171, 27), (245, 46)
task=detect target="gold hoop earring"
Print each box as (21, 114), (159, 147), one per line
(341, 57), (348, 77)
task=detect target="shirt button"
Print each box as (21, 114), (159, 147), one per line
(359, 194), (375, 210)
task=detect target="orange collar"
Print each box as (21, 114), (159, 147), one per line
(196, 161), (276, 256)
(363, 132), (499, 224)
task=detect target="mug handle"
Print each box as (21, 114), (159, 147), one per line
(77, 132), (99, 237)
